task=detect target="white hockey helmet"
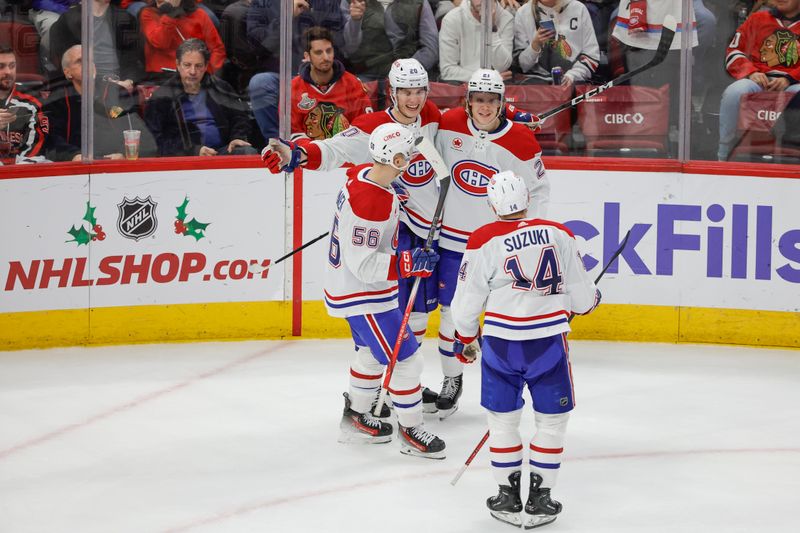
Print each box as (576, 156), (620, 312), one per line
(467, 68), (505, 100)
(487, 171), (529, 216)
(389, 58), (429, 107)
(369, 123), (417, 170)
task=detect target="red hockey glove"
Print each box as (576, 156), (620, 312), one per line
(398, 248), (439, 278)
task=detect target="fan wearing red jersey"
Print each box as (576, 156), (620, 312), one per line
(450, 171), (599, 529)
(718, 0), (800, 160)
(290, 27), (372, 141)
(328, 122), (445, 459)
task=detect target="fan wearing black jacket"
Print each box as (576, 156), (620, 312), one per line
(144, 39), (256, 156)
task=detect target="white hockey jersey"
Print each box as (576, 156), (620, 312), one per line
(303, 101), (442, 241)
(451, 218), (599, 341)
(436, 108), (550, 253)
(324, 164), (403, 318)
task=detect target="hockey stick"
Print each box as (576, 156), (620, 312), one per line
(450, 229), (632, 485)
(248, 231), (329, 274)
(533, 15), (676, 124)
(373, 136), (451, 417)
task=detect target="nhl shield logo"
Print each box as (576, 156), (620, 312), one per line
(117, 196), (158, 241)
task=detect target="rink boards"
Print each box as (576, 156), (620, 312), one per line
(1, 161), (798, 349)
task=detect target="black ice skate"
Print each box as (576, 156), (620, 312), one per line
(398, 424), (446, 459)
(523, 473), (562, 529)
(486, 471), (523, 528)
(435, 374), (462, 420)
(370, 389), (392, 419)
(422, 386), (439, 414)
(338, 393), (393, 444)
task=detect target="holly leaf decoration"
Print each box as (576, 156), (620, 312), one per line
(183, 217), (210, 241)
(176, 196), (190, 222)
(82, 202), (97, 227)
(67, 224), (93, 245)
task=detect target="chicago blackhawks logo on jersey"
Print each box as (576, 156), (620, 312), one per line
(304, 102), (350, 140)
(400, 154), (435, 187)
(451, 160), (498, 196)
(759, 29), (799, 67)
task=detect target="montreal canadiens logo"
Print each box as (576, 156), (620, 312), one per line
(452, 160), (498, 196)
(401, 154), (435, 187)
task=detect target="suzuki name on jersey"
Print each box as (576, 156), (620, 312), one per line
(504, 228), (551, 252)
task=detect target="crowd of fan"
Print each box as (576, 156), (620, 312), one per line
(0, 0), (796, 163)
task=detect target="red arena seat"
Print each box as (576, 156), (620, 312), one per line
(504, 84), (573, 155)
(0, 21), (41, 76)
(730, 91), (800, 163)
(576, 84), (670, 157)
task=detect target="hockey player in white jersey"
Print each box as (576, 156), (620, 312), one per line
(327, 122), (446, 459)
(262, 59), (442, 413)
(433, 68), (551, 419)
(450, 171), (600, 528)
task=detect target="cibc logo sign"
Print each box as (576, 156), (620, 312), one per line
(117, 196), (158, 241)
(604, 112), (645, 125)
(757, 109), (782, 122)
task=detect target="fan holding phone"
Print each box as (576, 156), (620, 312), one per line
(512, 0), (600, 86)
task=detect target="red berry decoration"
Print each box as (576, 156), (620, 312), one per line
(98, 232), (106, 241)
(91, 236), (97, 241)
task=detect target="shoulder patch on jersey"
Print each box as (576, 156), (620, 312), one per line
(347, 170), (395, 222)
(492, 123), (542, 159)
(438, 108), (470, 135)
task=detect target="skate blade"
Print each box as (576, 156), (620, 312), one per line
(338, 425), (393, 444)
(489, 510), (523, 528)
(438, 403), (459, 420)
(399, 444), (446, 460)
(422, 403), (439, 414)
(522, 514), (557, 529)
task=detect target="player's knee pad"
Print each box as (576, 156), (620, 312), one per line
(409, 312), (429, 342)
(488, 409), (523, 436)
(392, 351), (424, 388)
(352, 345), (384, 376)
(533, 411), (570, 440)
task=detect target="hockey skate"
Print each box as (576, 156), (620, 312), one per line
(523, 473), (561, 529)
(487, 471), (523, 528)
(435, 375), (462, 420)
(422, 386), (439, 414)
(398, 424), (446, 459)
(338, 393), (393, 444)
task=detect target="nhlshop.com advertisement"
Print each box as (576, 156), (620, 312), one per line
(0, 170), (285, 313)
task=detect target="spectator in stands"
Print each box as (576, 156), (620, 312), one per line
(49, 0), (145, 91)
(718, 0), (800, 161)
(341, 0), (439, 81)
(439, 0), (513, 82)
(247, 0), (344, 139)
(44, 45), (157, 161)
(219, 0), (262, 95)
(28, 0), (80, 66)
(288, 27), (373, 140)
(514, 0), (600, 86)
(127, 0), (222, 28)
(140, 0), (226, 81)
(145, 38), (256, 156)
(0, 46), (49, 164)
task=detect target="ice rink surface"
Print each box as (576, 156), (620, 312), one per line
(1, 338), (798, 533)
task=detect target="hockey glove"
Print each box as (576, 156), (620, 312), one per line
(509, 107), (544, 132)
(391, 181), (410, 207)
(398, 248), (439, 278)
(261, 138), (303, 174)
(453, 330), (482, 364)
